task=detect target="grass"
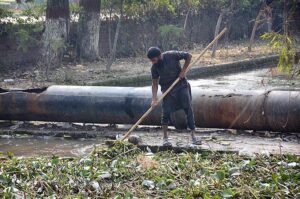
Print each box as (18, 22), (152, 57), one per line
(0, 0), (14, 6)
(0, 142), (299, 198)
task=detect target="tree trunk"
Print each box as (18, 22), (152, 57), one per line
(266, 5), (272, 32)
(108, 5), (113, 53)
(78, 0), (101, 61)
(248, 3), (265, 52)
(283, 0), (288, 36)
(224, 0), (236, 52)
(211, 12), (223, 58)
(41, 0), (69, 78)
(106, 0), (124, 72)
(183, 8), (190, 31)
(212, 0), (236, 58)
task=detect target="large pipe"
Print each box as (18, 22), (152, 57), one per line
(0, 86), (299, 132)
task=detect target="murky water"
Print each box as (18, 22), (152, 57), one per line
(189, 68), (300, 90)
(0, 136), (105, 157)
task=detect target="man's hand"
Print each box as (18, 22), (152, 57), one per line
(179, 53), (192, 79)
(179, 70), (186, 79)
(151, 98), (159, 107)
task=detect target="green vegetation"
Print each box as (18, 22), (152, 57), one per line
(159, 24), (184, 50)
(261, 32), (299, 76)
(1, 142), (299, 198)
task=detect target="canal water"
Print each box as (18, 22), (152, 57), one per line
(0, 135), (104, 157)
(0, 68), (299, 157)
(189, 68), (300, 90)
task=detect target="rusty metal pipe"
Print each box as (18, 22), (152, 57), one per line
(0, 86), (299, 132)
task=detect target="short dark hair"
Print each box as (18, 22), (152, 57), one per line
(147, 47), (161, 59)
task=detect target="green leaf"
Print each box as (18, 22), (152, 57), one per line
(294, 172), (300, 182)
(203, 194), (210, 199)
(7, 151), (14, 159)
(213, 170), (225, 181)
(280, 173), (289, 182)
(272, 173), (278, 183)
(222, 189), (236, 198)
(52, 157), (59, 166)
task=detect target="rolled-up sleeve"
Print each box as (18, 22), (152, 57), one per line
(151, 65), (159, 79)
(175, 51), (189, 60)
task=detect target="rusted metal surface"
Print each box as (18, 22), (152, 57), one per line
(0, 86), (299, 132)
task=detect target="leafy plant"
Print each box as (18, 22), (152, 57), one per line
(0, 7), (13, 18)
(1, 141), (299, 198)
(159, 24), (184, 50)
(261, 32), (299, 76)
(22, 4), (45, 20)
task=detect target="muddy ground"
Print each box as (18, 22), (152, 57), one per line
(0, 121), (299, 157)
(0, 42), (275, 89)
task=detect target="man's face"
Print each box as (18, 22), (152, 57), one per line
(149, 56), (161, 65)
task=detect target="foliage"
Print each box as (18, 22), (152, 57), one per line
(21, 3), (45, 20)
(159, 24), (183, 38)
(15, 28), (30, 51)
(69, 2), (82, 16)
(0, 142), (299, 198)
(122, 0), (176, 18)
(12, 4), (44, 52)
(0, 7), (13, 18)
(159, 24), (184, 50)
(261, 32), (299, 76)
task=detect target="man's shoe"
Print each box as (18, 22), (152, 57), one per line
(192, 136), (202, 145)
(163, 139), (172, 147)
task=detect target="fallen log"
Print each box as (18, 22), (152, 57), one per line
(0, 86), (299, 132)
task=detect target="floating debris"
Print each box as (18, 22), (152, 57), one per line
(0, 142), (299, 198)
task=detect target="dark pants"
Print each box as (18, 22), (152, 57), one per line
(161, 83), (196, 130)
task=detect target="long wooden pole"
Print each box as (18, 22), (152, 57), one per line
(121, 27), (227, 141)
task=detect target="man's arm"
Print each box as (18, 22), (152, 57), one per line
(179, 53), (192, 79)
(151, 79), (159, 107)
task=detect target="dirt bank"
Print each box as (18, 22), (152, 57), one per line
(0, 42), (276, 89)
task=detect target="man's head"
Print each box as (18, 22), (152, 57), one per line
(147, 47), (162, 64)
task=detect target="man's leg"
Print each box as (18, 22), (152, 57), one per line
(161, 95), (173, 146)
(162, 125), (168, 140)
(179, 86), (201, 145)
(183, 106), (200, 143)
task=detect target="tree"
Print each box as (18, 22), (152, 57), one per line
(106, 0), (124, 72)
(261, 0), (299, 76)
(248, 0), (273, 52)
(211, 0), (236, 58)
(78, 0), (101, 61)
(211, 11), (224, 58)
(40, 0), (70, 78)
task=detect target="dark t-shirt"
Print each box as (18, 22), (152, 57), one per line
(151, 50), (189, 92)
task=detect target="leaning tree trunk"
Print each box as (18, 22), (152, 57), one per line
(248, 3), (266, 52)
(183, 8), (191, 31)
(224, 0), (236, 52)
(211, 12), (224, 58)
(41, 0), (69, 78)
(78, 0), (101, 61)
(211, 0), (236, 58)
(106, 0), (124, 72)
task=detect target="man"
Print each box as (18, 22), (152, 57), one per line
(147, 47), (201, 146)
